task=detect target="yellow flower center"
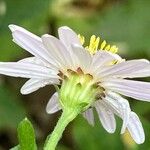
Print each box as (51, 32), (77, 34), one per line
(78, 34), (118, 55)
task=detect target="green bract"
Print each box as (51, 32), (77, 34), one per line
(59, 70), (101, 112)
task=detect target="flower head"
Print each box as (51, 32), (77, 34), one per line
(1, 24), (150, 144)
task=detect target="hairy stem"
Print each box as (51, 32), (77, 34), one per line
(44, 109), (79, 150)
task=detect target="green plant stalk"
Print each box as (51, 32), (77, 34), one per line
(44, 109), (79, 150)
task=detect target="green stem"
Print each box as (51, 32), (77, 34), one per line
(44, 109), (79, 150)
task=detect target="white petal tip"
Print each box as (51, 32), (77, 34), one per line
(136, 139), (145, 144)
(41, 34), (54, 41)
(46, 93), (61, 114)
(20, 83), (34, 95)
(127, 112), (145, 144)
(20, 88), (29, 95)
(41, 34), (51, 38)
(46, 107), (51, 114)
(8, 24), (17, 32)
(58, 26), (71, 31)
(131, 134), (145, 144)
(46, 106), (59, 114)
(46, 102), (53, 114)
(107, 128), (116, 134)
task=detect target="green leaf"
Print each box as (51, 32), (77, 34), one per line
(17, 118), (37, 150)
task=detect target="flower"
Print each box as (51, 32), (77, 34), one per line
(1, 24), (150, 144)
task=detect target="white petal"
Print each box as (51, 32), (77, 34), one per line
(95, 100), (116, 133)
(18, 57), (42, 64)
(71, 44), (92, 72)
(110, 53), (123, 63)
(104, 91), (131, 134)
(58, 26), (82, 48)
(9, 26), (57, 67)
(21, 78), (59, 95)
(82, 108), (94, 126)
(102, 79), (150, 102)
(92, 51), (116, 68)
(46, 93), (61, 114)
(130, 66), (150, 78)
(127, 112), (145, 144)
(9, 24), (41, 40)
(18, 57), (57, 71)
(90, 51), (120, 74)
(0, 62), (58, 79)
(42, 34), (74, 70)
(99, 59), (150, 78)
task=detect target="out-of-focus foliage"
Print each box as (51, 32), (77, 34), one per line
(73, 115), (124, 150)
(0, 0), (50, 61)
(54, 0), (150, 59)
(0, 84), (25, 128)
(0, 0), (150, 150)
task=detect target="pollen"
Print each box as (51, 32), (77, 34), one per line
(78, 34), (118, 55)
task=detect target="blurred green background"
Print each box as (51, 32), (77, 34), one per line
(0, 0), (150, 149)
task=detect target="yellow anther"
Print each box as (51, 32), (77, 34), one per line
(87, 35), (100, 54)
(110, 45), (118, 53)
(89, 35), (95, 48)
(104, 45), (111, 51)
(95, 37), (100, 50)
(78, 34), (85, 45)
(78, 34), (118, 55)
(100, 40), (106, 50)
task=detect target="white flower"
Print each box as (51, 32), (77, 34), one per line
(1, 24), (150, 144)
